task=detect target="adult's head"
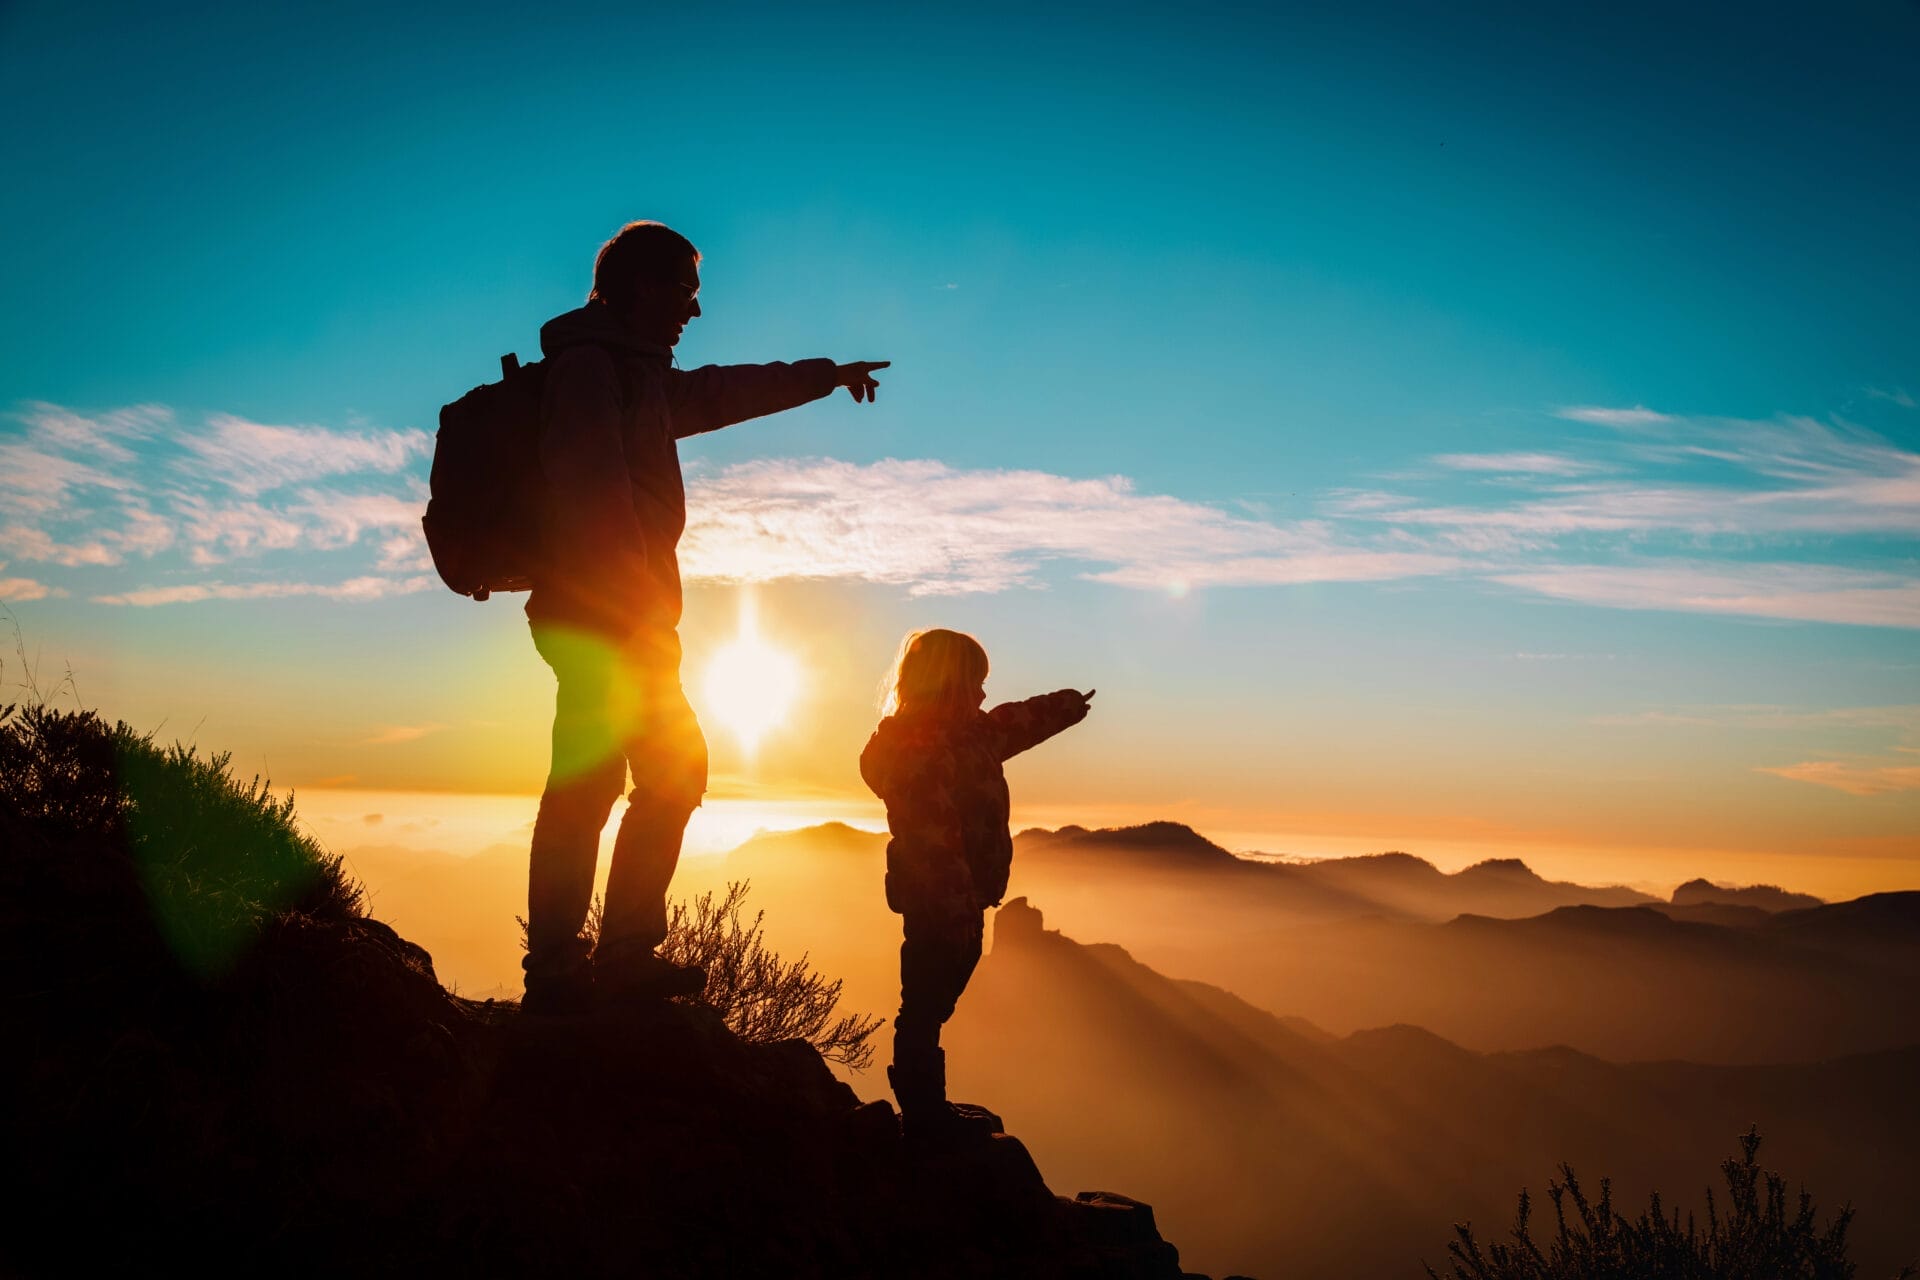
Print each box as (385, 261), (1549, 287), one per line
(590, 220), (701, 349)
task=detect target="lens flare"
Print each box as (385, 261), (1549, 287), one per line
(700, 594), (801, 755)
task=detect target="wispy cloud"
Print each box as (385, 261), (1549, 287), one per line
(1594, 701), (1920, 797)
(1591, 709), (1726, 727)
(1344, 405), (1920, 628)
(683, 458), (1459, 595)
(1554, 405), (1680, 427)
(170, 487), (426, 566)
(1533, 408), (1920, 543)
(177, 415), (429, 495)
(362, 723), (446, 745)
(373, 528), (434, 573)
(91, 574), (437, 607)
(1593, 704), (1920, 732)
(1432, 452), (1607, 477)
(11, 395), (1919, 631)
(0, 403), (166, 518)
(5, 402), (432, 602)
(1758, 760), (1920, 796)
(1726, 705), (1901, 730)
(0, 565), (55, 602)
(18, 402), (167, 462)
(1492, 563), (1920, 629)
(0, 438), (135, 520)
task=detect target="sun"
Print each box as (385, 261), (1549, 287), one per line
(700, 595), (801, 755)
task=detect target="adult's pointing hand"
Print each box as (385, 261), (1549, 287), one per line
(835, 360), (890, 403)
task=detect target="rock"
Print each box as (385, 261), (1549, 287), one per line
(1058, 1191), (1188, 1278)
(995, 896), (1048, 945)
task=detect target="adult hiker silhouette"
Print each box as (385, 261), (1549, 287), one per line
(522, 220), (887, 1015)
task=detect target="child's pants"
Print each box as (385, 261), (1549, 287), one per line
(892, 906), (985, 1104)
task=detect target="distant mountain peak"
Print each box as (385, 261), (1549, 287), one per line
(804, 820), (881, 842)
(1459, 857), (1541, 882)
(1013, 824), (1089, 840)
(1538, 903), (1680, 932)
(724, 822), (887, 859)
(1017, 822), (1234, 863)
(1309, 850), (1442, 877)
(1103, 821), (1226, 851)
(1672, 878), (1824, 913)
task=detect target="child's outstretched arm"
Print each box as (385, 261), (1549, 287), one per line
(986, 688), (1095, 761)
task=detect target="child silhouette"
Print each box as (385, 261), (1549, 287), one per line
(859, 628), (1093, 1142)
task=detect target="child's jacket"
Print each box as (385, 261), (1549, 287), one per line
(859, 691), (1089, 916)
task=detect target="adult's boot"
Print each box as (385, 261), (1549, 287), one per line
(594, 947), (707, 1002)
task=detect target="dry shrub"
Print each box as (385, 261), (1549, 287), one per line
(520, 880), (883, 1069)
(1428, 1128), (1913, 1280)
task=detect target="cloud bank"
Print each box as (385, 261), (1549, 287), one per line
(1354, 405), (1920, 628)
(682, 458), (1458, 595)
(1, 401), (432, 605)
(3, 398), (1915, 631)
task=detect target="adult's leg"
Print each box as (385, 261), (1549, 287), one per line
(598, 675), (709, 960)
(525, 624), (629, 986)
(596, 627), (707, 967)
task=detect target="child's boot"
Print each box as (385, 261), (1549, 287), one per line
(891, 1048), (1000, 1148)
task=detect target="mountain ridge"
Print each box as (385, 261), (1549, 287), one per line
(714, 820), (1920, 1062)
(953, 898), (1920, 1280)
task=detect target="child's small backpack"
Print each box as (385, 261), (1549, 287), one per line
(421, 353), (547, 601)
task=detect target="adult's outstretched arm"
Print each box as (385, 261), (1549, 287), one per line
(668, 360), (890, 438)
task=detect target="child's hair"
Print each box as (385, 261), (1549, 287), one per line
(879, 628), (990, 715)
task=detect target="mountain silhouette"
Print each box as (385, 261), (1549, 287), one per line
(950, 899), (1920, 1280)
(1760, 890), (1920, 975)
(1012, 823), (1657, 923)
(992, 827), (1916, 1061)
(704, 823), (1915, 1064)
(1015, 821), (1239, 864)
(1672, 876), (1824, 913)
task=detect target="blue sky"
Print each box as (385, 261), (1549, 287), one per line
(2, 0), (1915, 890)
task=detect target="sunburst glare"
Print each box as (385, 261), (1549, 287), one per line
(700, 593), (801, 756)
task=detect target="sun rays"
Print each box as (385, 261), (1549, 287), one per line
(700, 592), (801, 757)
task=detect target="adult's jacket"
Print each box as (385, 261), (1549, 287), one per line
(527, 301), (838, 641)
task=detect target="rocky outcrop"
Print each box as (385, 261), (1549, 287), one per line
(8, 900), (1210, 1278)
(2, 706), (1213, 1277)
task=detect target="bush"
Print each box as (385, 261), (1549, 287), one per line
(1427, 1128), (1914, 1280)
(521, 880), (884, 1069)
(0, 702), (363, 983)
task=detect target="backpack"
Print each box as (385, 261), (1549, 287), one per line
(422, 353), (547, 601)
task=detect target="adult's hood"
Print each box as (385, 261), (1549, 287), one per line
(539, 301), (672, 361)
